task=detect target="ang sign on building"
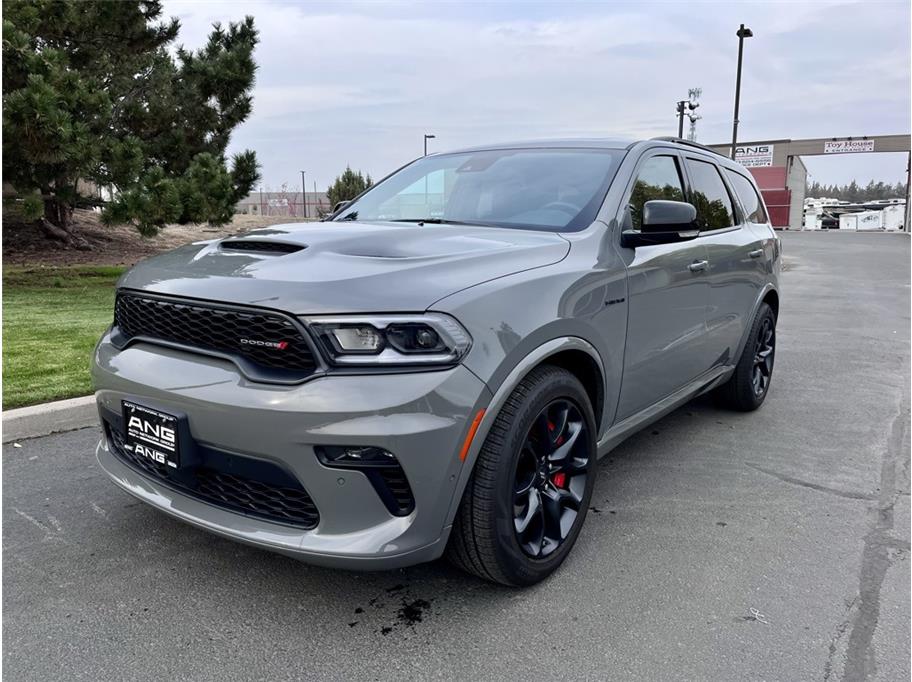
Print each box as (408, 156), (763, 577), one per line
(735, 144), (774, 167)
(824, 139), (875, 154)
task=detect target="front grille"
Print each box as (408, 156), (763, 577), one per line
(114, 292), (316, 376)
(196, 470), (319, 525)
(220, 240), (304, 254)
(107, 423), (319, 529)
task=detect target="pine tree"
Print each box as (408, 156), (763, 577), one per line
(2, 0), (261, 243)
(327, 166), (373, 209)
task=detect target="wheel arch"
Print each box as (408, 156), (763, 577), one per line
(442, 337), (606, 529)
(762, 288), (779, 319)
(734, 283), (779, 362)
(538, 348), (605, 434)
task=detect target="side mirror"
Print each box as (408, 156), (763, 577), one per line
(641, 200), (697, 232)
(333, 200), (351, 214)
(621, 200), (699, 248)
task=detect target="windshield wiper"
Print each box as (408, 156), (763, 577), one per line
(390, 218), (490, 227)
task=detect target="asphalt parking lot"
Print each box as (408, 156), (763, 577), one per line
(3, 231), (909, 681)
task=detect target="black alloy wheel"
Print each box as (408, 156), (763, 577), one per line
(751, 316), (775, 397)
(714, 301), (777, 411)
(446, 365), (597, 586)
(512, 400), (589, 557)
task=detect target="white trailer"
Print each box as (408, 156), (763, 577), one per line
(855, 210), (884, 231)
(883, 204), (905, 231)
(802, 208), (821, 230)
(839, 211), (883, 231)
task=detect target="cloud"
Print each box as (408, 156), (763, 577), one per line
(164, 0), (910, 188)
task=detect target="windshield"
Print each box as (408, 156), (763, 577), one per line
(333, 148), (625, 232)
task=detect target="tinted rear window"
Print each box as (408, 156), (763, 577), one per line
(685, 159), (736, 230)
(725, 169), (768, 223)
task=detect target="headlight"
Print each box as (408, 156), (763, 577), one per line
(304, 313), (471, 366)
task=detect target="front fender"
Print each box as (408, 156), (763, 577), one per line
(442, 336), (606, 530)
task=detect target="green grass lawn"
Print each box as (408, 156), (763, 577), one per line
(3, 266), (124, 409)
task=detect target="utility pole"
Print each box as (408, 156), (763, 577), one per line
(424, 134), (436, 156)
(300, 170), (307, 219)
(730, 24), (753, 159)
(676, 101), (687, 138)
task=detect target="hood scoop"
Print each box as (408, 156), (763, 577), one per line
(220, 240), (305, 254)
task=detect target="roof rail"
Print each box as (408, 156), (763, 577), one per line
(650, 136), (730, 159)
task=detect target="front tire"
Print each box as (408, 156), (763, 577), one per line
(715, 302), (776, 411)
(446, 365), (597, 586)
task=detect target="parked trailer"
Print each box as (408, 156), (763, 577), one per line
(803, 208), (821, 230)
(839, 211), (883, 231)
(883, 204), (905, 231)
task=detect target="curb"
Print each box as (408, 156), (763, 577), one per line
(3, 395), (97, 444)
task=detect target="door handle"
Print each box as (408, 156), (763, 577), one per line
(688, 260), (709, 273)
(749, 249), (764, 259)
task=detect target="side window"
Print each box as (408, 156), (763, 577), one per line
(628, 155), (685, 230)
(725, 169), (768, 223)
(685, 159), (736, 230)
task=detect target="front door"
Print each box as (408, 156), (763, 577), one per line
(615, 152), (713, 421)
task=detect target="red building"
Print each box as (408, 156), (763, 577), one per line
(748, 166), (796, 228)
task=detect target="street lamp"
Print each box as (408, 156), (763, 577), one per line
(730, 23), (753, 160)
(300, 170), (307, 219)
(423, 134), (436, 156)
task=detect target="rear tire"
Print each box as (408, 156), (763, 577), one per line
(446, 365), (597, 586)
(714, 302), (776, 411)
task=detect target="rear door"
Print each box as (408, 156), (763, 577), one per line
(615, 150), (713, 421)
(683, 156), (764, 367)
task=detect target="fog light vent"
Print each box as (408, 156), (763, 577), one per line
(316, 445), (396, 466)
(315, 445), (415, 516)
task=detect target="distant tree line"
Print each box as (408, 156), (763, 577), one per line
(806, 179), (908, 203)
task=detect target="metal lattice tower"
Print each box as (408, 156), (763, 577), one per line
(687, 88), (702, 142)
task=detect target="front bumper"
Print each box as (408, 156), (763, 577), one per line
(92, 332), (491, 569)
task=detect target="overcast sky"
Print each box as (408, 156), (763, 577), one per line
(165, 0), (911, 192)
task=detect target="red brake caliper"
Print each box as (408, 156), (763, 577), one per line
(549, 421), (564, 446)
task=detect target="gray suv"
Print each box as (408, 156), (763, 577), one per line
(93, 138), (780, 586)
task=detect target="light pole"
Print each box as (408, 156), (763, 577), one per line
(905, 152), (910, 233)
(423, 134), (436, 156)
(676, 101), (687, 138)
(300, 170), (307, 219)
(730, 24), (753, 160)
